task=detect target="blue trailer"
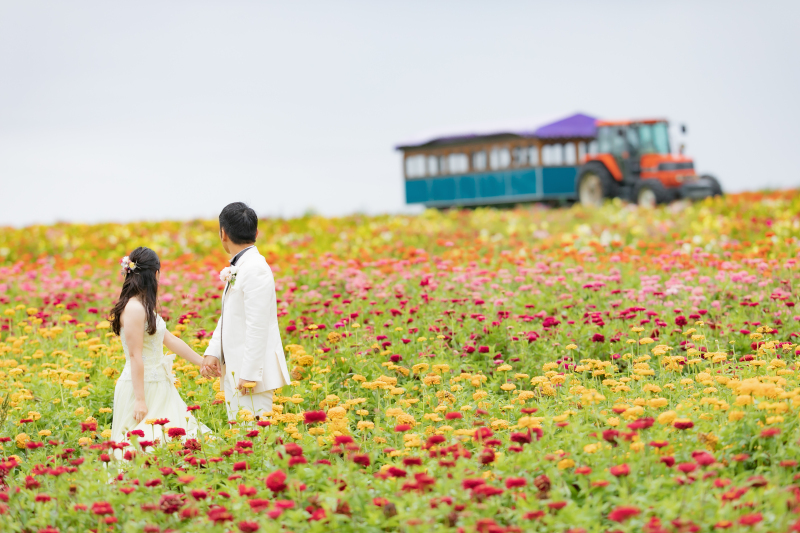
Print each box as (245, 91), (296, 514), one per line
(396, 113), (598, 208)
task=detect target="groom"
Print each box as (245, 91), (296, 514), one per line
(200, 202), (291, 420)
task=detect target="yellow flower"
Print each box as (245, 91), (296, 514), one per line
(500, 383), (516, 391)
(606, 417), (620, 427)
(583, 443), (601, 454)
(728, 411), (746, 422)
(357, 421), (374, 430)
(657, 411), (677, 425)
(38, 430), (51, 437)
(15, 433), (29, 449)
(557, 458), (575, 470)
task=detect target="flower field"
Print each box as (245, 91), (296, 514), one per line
(1, 191), (800, 533)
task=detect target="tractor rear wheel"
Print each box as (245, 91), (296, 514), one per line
(634, 179), (670, 208)
(577, 165), (617, 207)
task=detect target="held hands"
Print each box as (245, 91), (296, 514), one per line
(133, 399), (148, 423)
(237, 378), (256, 396)
(200, 355), (221, 378)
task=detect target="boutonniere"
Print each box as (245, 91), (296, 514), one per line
(219, 265), (240, 287)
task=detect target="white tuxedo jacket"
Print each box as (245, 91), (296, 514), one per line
(205, 248), (290, 394)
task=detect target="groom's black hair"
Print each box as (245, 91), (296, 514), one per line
(219, 202), (258, 244)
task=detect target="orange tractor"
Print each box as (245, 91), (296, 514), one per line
(576, 119), (722, 207)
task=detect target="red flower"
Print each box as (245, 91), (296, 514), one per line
(159, 494), (184, 514)
(649, 440), (669, 448)
(394, 424), (411, 432)
(233, 461), (248, 472)
(190, 489), (207, 500)
(248, 499), (270, 512)
(180, 507), (199, 519)
(714, 521), (733, 529)
(505, 477), (526, 489)
(288, 456), (307, 467)
(608, 506), (640, 522)
(403, 457), (422, 467)
(387, 467), (407, 478)
(351, 454), (370, 467)
(610, 464), (630, 477)
(238, 521), (259, 533)
(238, 485), (257, 497)
(575, 466), (592, 475)
(445, 412), (463, 420)
(677, 463), (697, 474)
(167, 427), (186, 440)
(207, 506), (233, 523)
(127, 430), (145, 438)
(760, 427), (780, 438)
(266, 470), (287, 493)
(524, 510), (545, 520)
(660, 456), (675, 467)
(81, 422), (97, 433)
(35, 494), (52, 502)
(308, 508), (326, 522)
(284, 443), (304, 457)
(739, 513), (763, 526)
(186, 405), (201, 411)
(153, 418), (170, 426)
(462, 478), (485, 490)
(91, 502), (114, 516)
(673, 420), (694, 430)
(334, 435), (353, 445)
(303, 411), (327, 424)
(692, 451), (715, 466)
(547, 501), (567, 510)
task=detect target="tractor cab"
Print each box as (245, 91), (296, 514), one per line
(577, 119), (722, 207)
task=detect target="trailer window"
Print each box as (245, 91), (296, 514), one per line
(405, 155), (426, 178)
(542, 144), (564, 165)
(564, 142), (576, 165)
(489, 147), (510, 169)
(427, 155), (439, 176)
(512, 147), (528, 166)
(448, 153), (469, 173)
(528, 146), (539, 166)
(473, 151), (487, 171)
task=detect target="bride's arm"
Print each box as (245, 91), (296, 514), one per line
(122, 302), (148, 423)
(163, 331), (204, 366)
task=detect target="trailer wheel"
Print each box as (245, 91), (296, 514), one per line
(701, 175), (723, 196)
(577, 165), (617, 207)
(634, 179), (670, 208)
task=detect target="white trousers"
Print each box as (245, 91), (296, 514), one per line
(222, 369), (274, 421)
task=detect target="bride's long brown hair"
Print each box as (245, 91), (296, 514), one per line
(110, 247), (161, 336)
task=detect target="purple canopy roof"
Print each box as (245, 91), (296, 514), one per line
(396, 112), (597, 149)
(533, 113), (597, 139)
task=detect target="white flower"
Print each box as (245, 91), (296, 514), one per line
(219, 265), (239, 284)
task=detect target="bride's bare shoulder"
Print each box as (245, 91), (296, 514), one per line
(120, 298), (145, 328)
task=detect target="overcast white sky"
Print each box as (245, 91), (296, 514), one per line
(1, 1), (798, 227)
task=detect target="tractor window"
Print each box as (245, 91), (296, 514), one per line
(652, 122), (671, 154)
(638, 124), (656, 154)
(597, 127), (613, 154)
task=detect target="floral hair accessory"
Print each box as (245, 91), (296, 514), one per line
(120, 256), (137, 275)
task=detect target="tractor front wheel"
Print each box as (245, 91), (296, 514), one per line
(634, 179), (670, 208)
(701, 174), (723, 196)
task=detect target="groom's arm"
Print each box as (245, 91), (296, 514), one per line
(239, 265), (275, 383)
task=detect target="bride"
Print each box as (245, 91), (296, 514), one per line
(109, 246), (208, 450)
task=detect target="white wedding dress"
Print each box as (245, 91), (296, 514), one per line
(110, 315), (208, 451)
